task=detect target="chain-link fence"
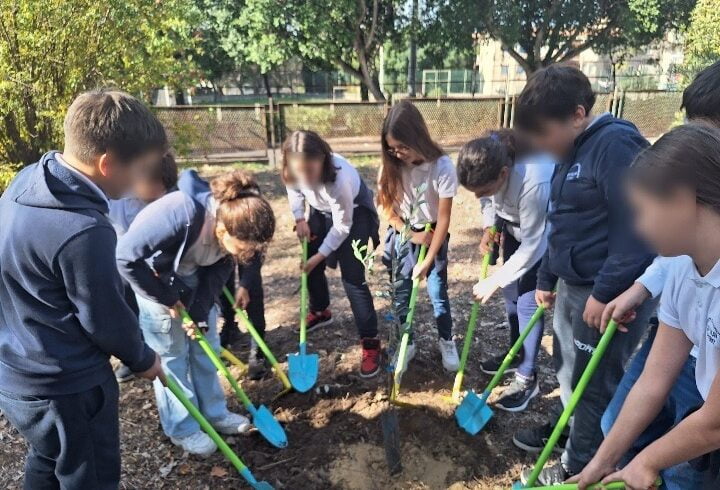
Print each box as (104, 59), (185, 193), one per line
(157, 91), (683, 162)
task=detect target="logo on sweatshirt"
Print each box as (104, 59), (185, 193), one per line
(566, 163), (582, 181)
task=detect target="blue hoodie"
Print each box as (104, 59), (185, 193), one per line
(0, 152), (155, 396)
(536, 114), (656, 302)
(116, 170), (234, 323)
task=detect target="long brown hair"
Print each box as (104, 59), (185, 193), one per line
(378, 100), (444, 212)
(281, 130), (337, 184)
(210, 170), (275, 261)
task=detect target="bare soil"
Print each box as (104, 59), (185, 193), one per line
(0, 158), (561, 489)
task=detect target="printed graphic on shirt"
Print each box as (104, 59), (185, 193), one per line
(707, 318), (720, 347)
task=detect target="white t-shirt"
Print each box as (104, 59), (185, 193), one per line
(286, 154), (361, 257)
(398, 155), (458, 226)
(657, 255), (720, 400)
(177, 196), (227, 276)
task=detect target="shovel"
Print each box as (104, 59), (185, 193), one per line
(288, 238), (319, 392)
(520, 479), (662, 490)
(220, 348), (249, 376)
(164, 373), (274, 489)
(456, 303), (545, 435)
(222, 286), (293, 398)
(447, 225), (497, 404)
(390, 223), (431, 403)
(180, 309), (288, 449)
(518, 319), (620, 488)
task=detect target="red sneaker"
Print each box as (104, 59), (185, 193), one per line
(360, 338), (381, 378)
(305, 309), (333, 332)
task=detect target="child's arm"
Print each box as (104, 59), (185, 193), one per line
(570, 323), (692, 489)
(412, 196), (452, 279)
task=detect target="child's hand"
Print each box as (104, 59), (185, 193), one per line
(600, 282), (651, 333)
(168, 301), (185, 319)
(234, 286), (250, 309)
(410, 230), (433, 247)
(412, 258), (432, 281)
(182, 320), (208, 340)
(472, 278), (500, 304)
(136, 353), (166, 383)
(535, 289), (556, 309)
(295, 219), (311, 240)
(303, 253), (325, 274)
(566, 456), (616, 489)
(583, 295), (607, 330)
(601, 456), (660, 490)
(479, 227), (499, 256)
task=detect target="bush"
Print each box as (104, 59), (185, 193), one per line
(284, 106), (334, 134)
(0, 164), (19, 196)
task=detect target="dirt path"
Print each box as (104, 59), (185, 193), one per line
(0, 157), (561, 489)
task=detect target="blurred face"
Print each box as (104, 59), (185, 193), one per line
(628, 183), (697, 257)
(98, 150), (163, 200)
(386, 133), (424, 165)
(467, 167), (510, 199)
(287, 154), (323, 187)
(521, 106), (588, 161)
(215, 221), (264, 264)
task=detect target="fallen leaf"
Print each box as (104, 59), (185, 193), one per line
(210, 465), (228, 478)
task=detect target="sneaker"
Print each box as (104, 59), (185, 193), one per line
(248, 341), (268, 381)
(438, 338), (460, 372)
(114, 364), (134, 383)
(170, 431), (217, 457)
(295, 309), (333, 334)
(212, 413), (252, 435)
(495, 374), (539, 412)
(520, 461), (572, 486)
(512, 422), (568, 454)
(480, 353), (520, 375)
(360, 338), (381, 378)
(393, 342), (416, 376)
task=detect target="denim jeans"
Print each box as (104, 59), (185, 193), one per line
(553, 279), (657, 474)
(601, 328), (705, 490)
(501, 232), (544, 378)
(0, 376), (120, 490)
(137, 275), (230, 439)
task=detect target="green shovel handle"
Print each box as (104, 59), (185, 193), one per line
(524, 319), (620, 488)
(221, 286), (292, 390)
(404, 223), (432, 331)
(523, 477), (662, 489)
(164, 373), (249, 473)
(300, 238), (309, 344)
(179, 309), (254, 410)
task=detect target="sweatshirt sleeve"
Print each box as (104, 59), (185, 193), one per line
(57, 226), (155, 373)
(491, 182), (550, 288)
(318, 177), (356, 257)
(116, 195), (189, 307)
(287, 186), (306, 221)
(592, 137), (656, 303)
(187, 255), (234, 324)
(536, 248), (558, 292)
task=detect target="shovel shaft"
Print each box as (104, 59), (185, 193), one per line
(164, 374), (250, 474)
(524, 320), (619, 488)
(222, 286), (292, 390)
(180, 309), (255, 411)
(452, 226), (497, 398)
(523, 478), (661, 489)
(300, 239), (309, 344)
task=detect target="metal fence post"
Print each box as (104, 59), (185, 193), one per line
(267, 97), (277, 168)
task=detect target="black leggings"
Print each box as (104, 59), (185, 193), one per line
(219, 256), (266, 338)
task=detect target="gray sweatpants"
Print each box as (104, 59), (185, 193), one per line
(553, 279), (657, 474)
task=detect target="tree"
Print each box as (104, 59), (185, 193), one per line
(684, 0), (720, 75)
(426, 0), (696, 75)
(0, 0), (198, 166)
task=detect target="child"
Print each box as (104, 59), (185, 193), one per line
(570, 124), (720, 490)
(117, 169), (275, 457)
(0, 90), (164, 489)
(456, 129), (554, 411)
(594, 59), (720, 490)
(282, 130), (381, 377)
(109, 152), (178, 383)
(511, 65), (657, 485)
(378, 100), (460, 372)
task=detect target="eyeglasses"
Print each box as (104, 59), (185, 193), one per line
(386, 144), (411, 157)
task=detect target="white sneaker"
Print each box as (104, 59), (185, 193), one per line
(212, 412), (252, 435)
(393, 342), (416, 376)
(170, 431), (217, 457)
(438, 338), (460, 372)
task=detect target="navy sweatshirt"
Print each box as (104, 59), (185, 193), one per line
(116, 170), (234, 323)
(0, 152), (155, 396)
(536, 114), (656, 303)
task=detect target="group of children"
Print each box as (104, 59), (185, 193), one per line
(1, 59), (720, 489)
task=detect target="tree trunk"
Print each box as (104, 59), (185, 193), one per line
(262, 72), (272, 98)
(407, 0), (418, 96)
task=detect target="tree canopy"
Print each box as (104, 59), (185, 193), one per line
(684, 0), (720, 75)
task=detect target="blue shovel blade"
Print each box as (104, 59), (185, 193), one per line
(455, 390), (493, 436)
(288, 352), (319, 393)
(511, 481), (524, 489)
(240, 467), (274, 490)
(251, 404), (288, 449)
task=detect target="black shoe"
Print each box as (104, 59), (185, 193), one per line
(248, 342), (268, 381)
(520, 461), (572, 486)
(480, 353), (520, 375)
(512, 422), (568, 454)
(114, 364), (134, 383)
(495, 374), (539, 412)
